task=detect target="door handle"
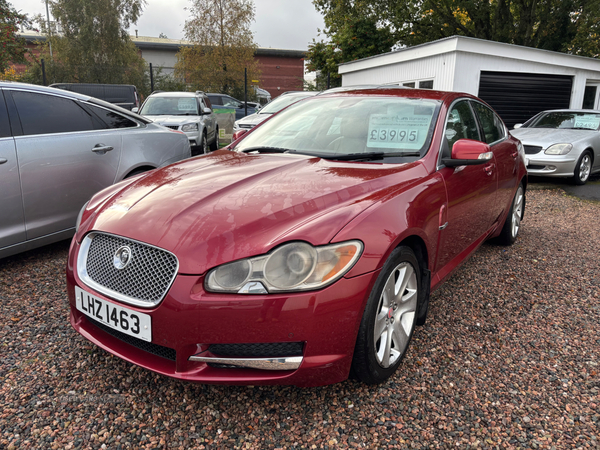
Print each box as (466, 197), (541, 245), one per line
(0, 157), (7, 165)
(483, 163), (495, 176)
(92, 144), (114, 155)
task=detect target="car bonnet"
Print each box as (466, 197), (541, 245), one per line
(85, 151), (425, 274)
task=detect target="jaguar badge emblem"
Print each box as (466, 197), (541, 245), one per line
(113, 246), (133, 270)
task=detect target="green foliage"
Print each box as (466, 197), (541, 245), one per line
(175, 0), (261, 96)
(306, 2), (395, 88)
(25, 0), (147, 88)
(0, 0), (34, 72)
(311, 0), (600, 64)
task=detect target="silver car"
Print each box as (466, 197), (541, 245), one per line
(233, 91), (319, 133)
(136, 91), (218, 155)
(512, 109), (600, 184)
(0, 82), (191, 259)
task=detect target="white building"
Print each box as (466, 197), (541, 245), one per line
(339, 36), (600, 127)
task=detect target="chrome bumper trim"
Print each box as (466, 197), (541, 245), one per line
(189, 355), (302, 371)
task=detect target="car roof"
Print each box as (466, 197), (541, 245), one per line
(0, 81), (93, 102)
(317, 85), (471, 102)
(536, 109), (600, 114)
(148, 91), (200, 98)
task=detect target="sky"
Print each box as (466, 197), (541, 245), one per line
(16, 0), (326, 51)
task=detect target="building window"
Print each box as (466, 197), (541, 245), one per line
(419, 80), (434, 89)
(403, 82), (416, 88)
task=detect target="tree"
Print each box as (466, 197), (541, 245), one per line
(27, 0), (147, 87)
(0, 0), (34, 73)
(175, 0), (260, 99)
(306, 11), (395, 89)
(311, 0), (600, 63)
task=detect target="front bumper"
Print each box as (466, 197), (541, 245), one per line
(67, 237), (377, 387)
(525, 153), (577, 177)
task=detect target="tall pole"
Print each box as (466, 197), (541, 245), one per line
(149, 63), (154, 92)
(244, 68), (248, 117)
(45, 0), (53, 60)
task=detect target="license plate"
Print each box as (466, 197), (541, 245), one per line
(75, 286), (152, 342)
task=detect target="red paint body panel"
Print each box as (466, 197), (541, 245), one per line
(67, 87), (528, 386)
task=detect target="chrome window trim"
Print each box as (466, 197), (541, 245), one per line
(77, 231), (179, 308)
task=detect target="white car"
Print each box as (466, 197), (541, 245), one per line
(136, 91), (218, 155)
(512, 109), (600, 185)
(233, 91), (318, 133)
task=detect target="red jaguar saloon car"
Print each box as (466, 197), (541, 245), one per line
(67, 86), (527, 387)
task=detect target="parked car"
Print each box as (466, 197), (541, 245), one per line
(233, 91), (319, 133)
(67, 86), (527, 387)
(0, 82), (191, 259)
(206, 93), (257, 120)
(511, 109), (600, 185)
(135, 91), (218, 155)
(50, 83), (140, 111)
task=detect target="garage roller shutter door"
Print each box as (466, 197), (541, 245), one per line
(478, 72), (573, 129)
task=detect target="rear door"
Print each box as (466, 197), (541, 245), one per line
(7, 88), (123, 240)
(472, 101), (517, 223)
(0, 90), (25, 249)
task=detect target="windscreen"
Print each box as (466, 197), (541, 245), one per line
(260, 93), (315, 114)
(139, 97), (199, 116)
(527, 111), (600, 130)
(236, 96), (441, 159)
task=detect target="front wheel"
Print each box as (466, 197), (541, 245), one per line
(352, 246), (420, 384)
(496, 183), (525, 245)
(573, 151), (592, 185)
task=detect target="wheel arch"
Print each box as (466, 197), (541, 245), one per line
(124, 165), (156, 179)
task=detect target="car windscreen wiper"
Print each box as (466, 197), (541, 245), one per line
(321, 151), (422, 161)
(241, 146), (292, 154)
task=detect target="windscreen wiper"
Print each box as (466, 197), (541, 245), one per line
(240, 146), (292, 154)
(322, 151), (422, 161)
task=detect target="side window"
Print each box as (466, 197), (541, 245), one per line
(0, 91), (10, 138)
(11, 91), (95, 136)
(223, 96), (241, 108)
(444, 101), (480, 154)
(204, 97), (213, 109)
(208, 95), (222, 106)
(473, 102), (506, 144)
(86, 103), (138, 129)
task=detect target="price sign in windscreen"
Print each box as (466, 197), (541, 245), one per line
(367, 112), (433, 150)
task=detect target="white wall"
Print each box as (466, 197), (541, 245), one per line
(342, 53), (457, 91)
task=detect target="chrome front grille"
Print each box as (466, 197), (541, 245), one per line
(78, 232), (178, 308)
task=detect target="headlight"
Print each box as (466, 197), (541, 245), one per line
(545, 143), (572, 155)
(181, 123), (199, 132)
(75, 201), (90, 233)
(205, 240), (363, 294)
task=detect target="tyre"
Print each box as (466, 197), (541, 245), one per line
(352, 246), (420, 384)
(573, 151), (592, 185)
(200, 133), (209, 154)
(209, 127), (220, 151)
(496, 183), (525, 245)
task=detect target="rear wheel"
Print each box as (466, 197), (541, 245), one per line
(573, 151), (592, 185)
(352, 246), (420, 384)
(209, 127), (220, 151)
(496, 183), (525, 245)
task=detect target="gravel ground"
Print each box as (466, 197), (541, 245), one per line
(1, 188), (599, 450)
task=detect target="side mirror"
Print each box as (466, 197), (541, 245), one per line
(202, 107), (212, 115)
(132, 107), (139, 113)
(232, 129), (248, 141)
(441, 139), (493, 167)
(513, 123), (522, 129)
